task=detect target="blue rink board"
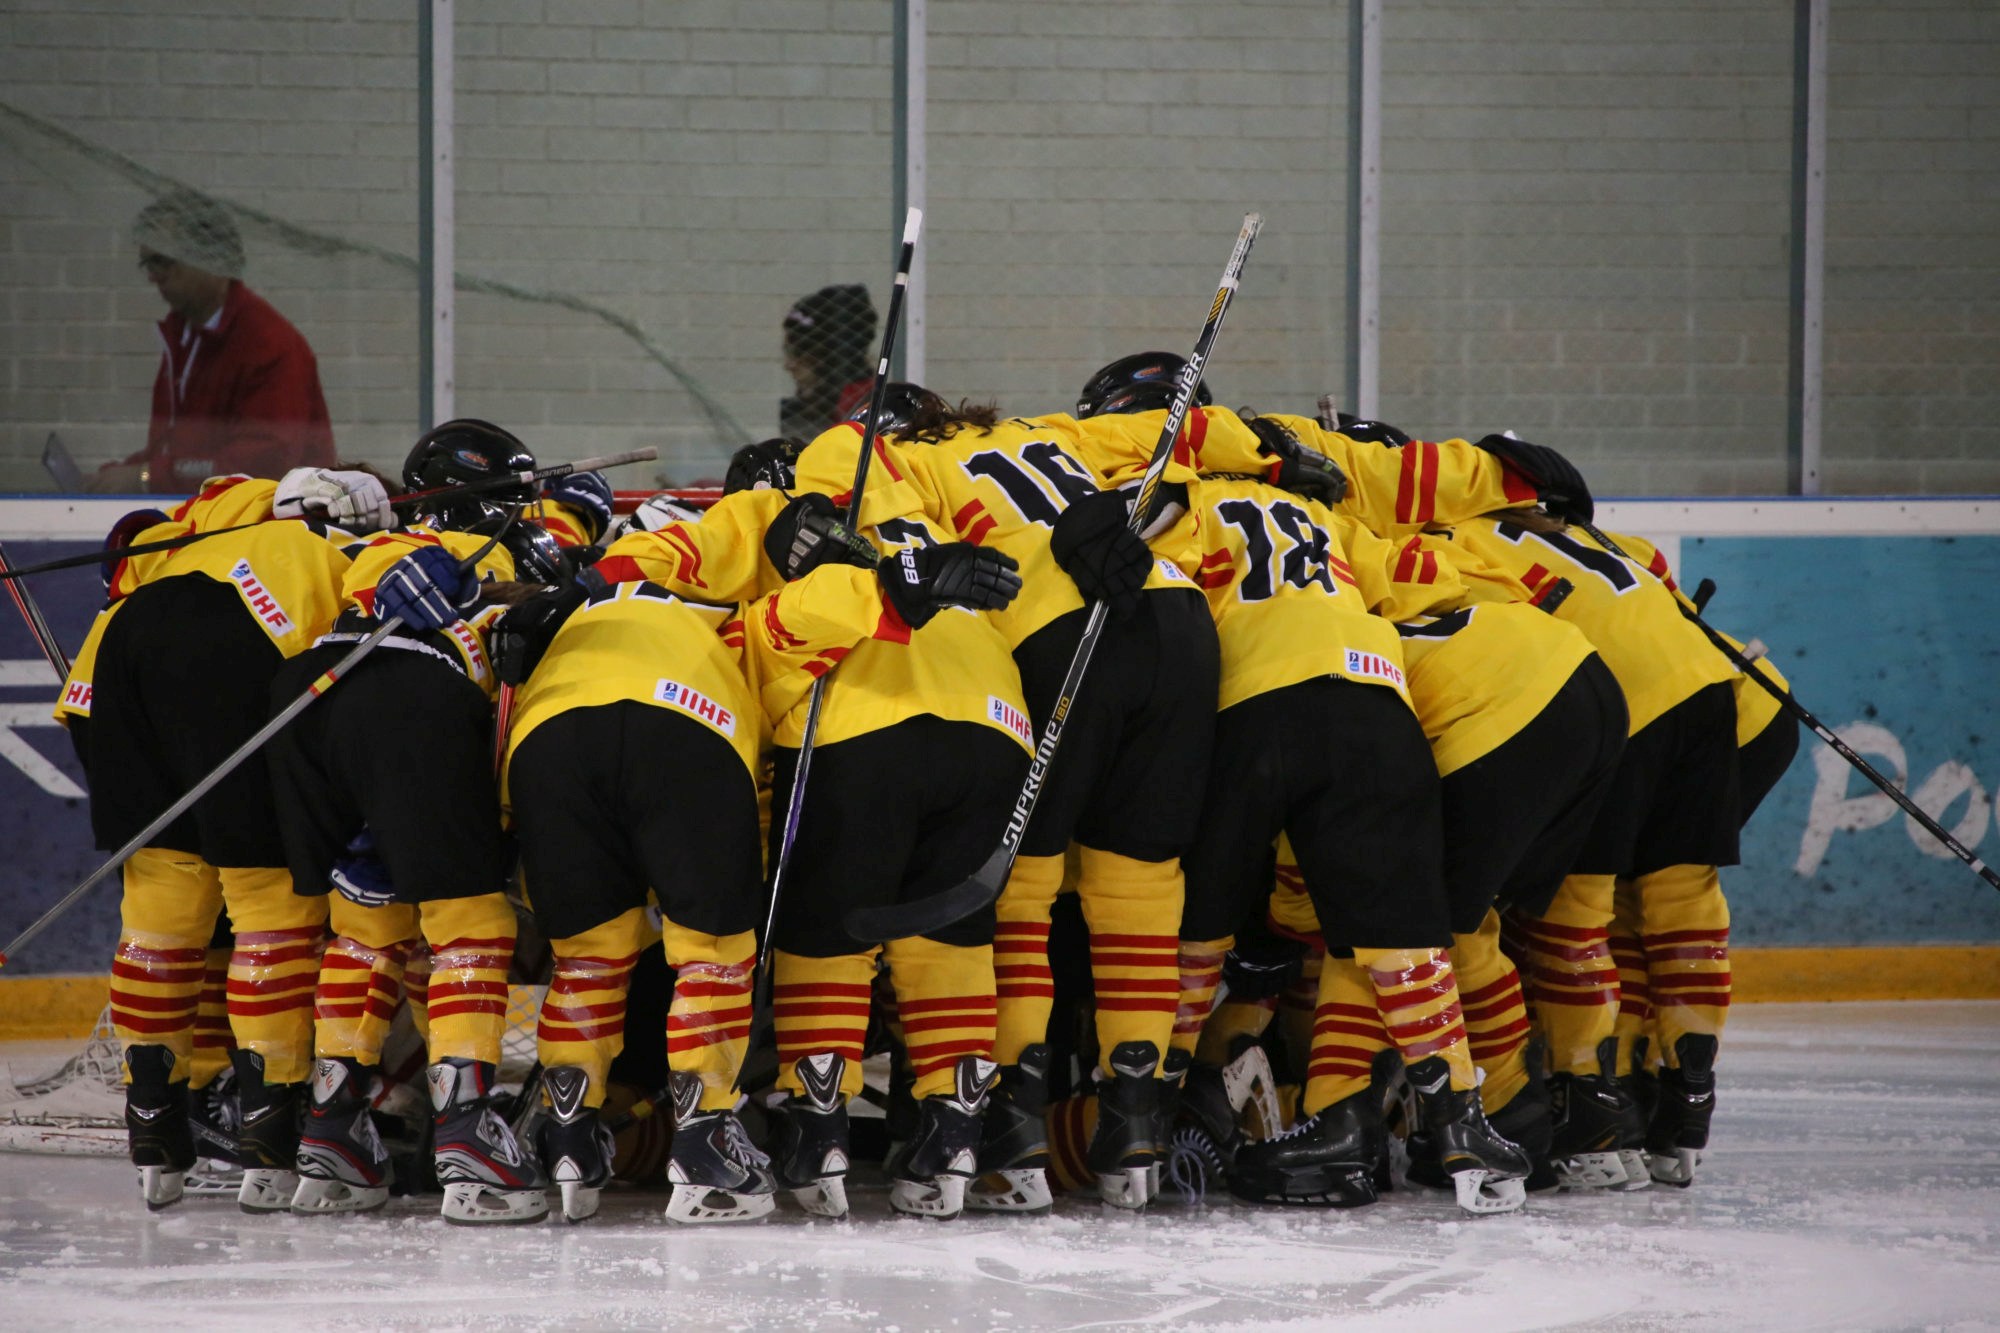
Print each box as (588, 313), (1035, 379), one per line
(1, 533), (1996, 975)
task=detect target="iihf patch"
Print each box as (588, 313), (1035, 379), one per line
(1344, 648), (1405, 690)
(228, 558), (295, 637)
(1154, 559), (1190, 583)
(653, 677), (736, 738)
(987, 695), (1034, 747)
(61, 680), (92, 713)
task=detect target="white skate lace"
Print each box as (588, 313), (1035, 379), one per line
(722, 1114), (771, 1170)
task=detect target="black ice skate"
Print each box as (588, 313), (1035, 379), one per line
(536, 1066), (616, 1223)
(1228, 1085), (1385, 1208)
(1645, 1033), (1718, 1187)
(1158, 1050), (1240, 1204)
(890, 1054), (998, 1220)
(1406, 1055), (1531, 1215)
(1408, 1045), (1558, 1195)
(664, 1069), (775, 1225)
(184, 1066), (245, 1198)
(967, 1043), (1052, 1214)
(1547, 1037), (1643, 1190)
(770, 1052), (850, 1218)
(124, 1044), (194, 1210)
(428, 1057), (549, 1225)
(1088, 1040), (1162, 1210)
(231, 1050), (303, 1213)
(293, 1057), (393, 1214)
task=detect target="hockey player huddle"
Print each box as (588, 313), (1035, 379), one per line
(60, 352), (1796, 1228)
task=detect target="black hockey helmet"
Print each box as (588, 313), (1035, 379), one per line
(402, 419), (536, 529)
(464, 511), (568, 586)
(1076, 352), (1212, 419)
(724, 437), (803, 495)
(850, 381), (945, 438)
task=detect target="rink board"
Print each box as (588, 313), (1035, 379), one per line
(0, 496), (1996, 1012)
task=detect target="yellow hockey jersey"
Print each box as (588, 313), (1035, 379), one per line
(334, 527), (519, 700)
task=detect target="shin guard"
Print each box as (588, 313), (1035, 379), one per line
(419, 894), (517, 1066)
(1636, 864), (1731, 1064)
(316, 898), (419, 1065)
(1303, 955), (1391, 1118)
(539, 908), (649, 1107)
(1172, 937), (1229, 1059)
(883, 935), (997, 1101)
(220, 866), (325, 1086)
(992, 853), (1063, 1064)
(660, 921), (756, 1110)
(1451, 911), (1532, 1114)
(111, 849), (225, 1076)
(1074, 847), (1182, 1075)
(1354, 946), (1475, 1094)
(772, 949), (874, 1101)
(1512, 873), (1621, 1078)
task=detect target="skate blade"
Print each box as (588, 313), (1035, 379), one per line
(1221, 1044), (1284, 1139)
(440, 1180), (550, 1225)
(558, 1180), (602, 1223)
(1646, 1146), (1699, 1187)
(1097, 1165), (1153, 1211)
(890, 1173), (969, 1220)
(138, 1165), (186, 1211)
(665, 1183), (776, 1225)
(1226, 1163), (1377, 1209)
(238, 1168), (300, 1214)
(290, 1175), (390, 1214)
(184, 1157), (244, 1196)
(1553, 1150), (1629, 1189)
(1451, 1169), (1527, 1215)
(966, 1168), (1053, 1214)
(789, 1176), (850, 1219)
(1614, 1148), (1652, 1191)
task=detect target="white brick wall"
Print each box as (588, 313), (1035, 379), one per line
(0, 0), (1993, 495)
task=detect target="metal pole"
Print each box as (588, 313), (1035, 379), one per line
(419, 0), (456, 432)
(892, 0), (928, 385)
(1346, 0), (1381, 420)
(1788, 0), (1826, 495)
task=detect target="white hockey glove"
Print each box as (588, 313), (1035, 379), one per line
(609, 493), (706, 541)
(274, 467), (395, 533)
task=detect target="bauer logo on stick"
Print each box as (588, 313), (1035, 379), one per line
(654, 678), (737, 738)
(228, 559), (294, 637)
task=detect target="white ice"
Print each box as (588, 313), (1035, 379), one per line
(3, 1001), (1998, 1332)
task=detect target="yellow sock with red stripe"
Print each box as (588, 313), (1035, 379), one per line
(221, 866), (326, 1085)
(1451, 910), (1532, 1114)
(1354, 946), (1476, 1093)
(1074, 846), (1182, 1075)
(773, 949), (875, 1101)
(538, 907), (650, 1108)
(1610, 877), (1652, 1076)
(315, 898), (419, 1064)
(1513, 873), (1621, 1077)
(884, 935), (996, 1100)
(1172, 936), (1229, 1058)
(1302, 954), (1390, 1116)
(190, 945), (235, 1088)
(111, 848), (224, 1081)
(402, 944), (432, 1048)
(662, 920), (757, 1110)
(1636, 863), (1731, 1066)
(417, 894), (516, 1066)
(993, 852), (1064, 1064)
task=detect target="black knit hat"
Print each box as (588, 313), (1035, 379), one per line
(783, 284), (877, 372)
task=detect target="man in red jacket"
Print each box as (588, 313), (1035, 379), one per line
(92, 190), (334, 494)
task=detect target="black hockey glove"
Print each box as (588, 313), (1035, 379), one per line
(726, 436), (803, 494)
(1474, 433), (1594, 524)
(490, 580), (592, 686)
(1049, 488), (1151, 621)
(1334, 413), (1414, 448)
(762, 492), (879, 581)
(1246, 415), (1349, 506)
(877, 542), (1023, 630)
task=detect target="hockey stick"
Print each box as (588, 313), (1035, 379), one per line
(1691, 577), (1717, 614)
(0, 540), (71, 678)
(846, 212), (1265, 944)
(0, 524), (519, 968)
(0, 449), (660, 583)
(1571, 516), (2000, 893)
(739, 209), (922, 1073)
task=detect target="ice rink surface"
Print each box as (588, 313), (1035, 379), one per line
(2, 1001), (1997, 1332)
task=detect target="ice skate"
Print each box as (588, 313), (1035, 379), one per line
(293, 1057), (393, 1214)
(1088, 1040), (1162, 1210)
(1159, 1050), (1243, 1203)
(1409, 1047), (1557, 1194)
(663, 1070), (775, 1224)
(967, 1043), (1053, 1214)
(1548, 1039), (1641, 1190)
(1218, 1035), (1285, 1145)
(1646, 1034), (1717, 1187)
(1406, 1056), (1530, 1215)
(889, 1055), (997, 1220)
(428, 1058), (549, 1225)
(124, 1045), (194, 1211)
(1229, 1085), (1384, 1208)
(536, 1066), (615, 1223)
(770, 1052), (851, 1218)
(229, 1050), (303, 1213)
(185, 1069), (245, 1197)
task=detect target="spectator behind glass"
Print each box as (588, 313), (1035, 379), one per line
(90, 190), (335, 493)
(779, 283), (877, 442)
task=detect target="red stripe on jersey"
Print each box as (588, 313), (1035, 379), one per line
(1395, 440), (1420, 524)
(964, 514), (997, 546)
(1522, 562), (1552, 593)
(764, 595), (804, 649)
(874, 603), (912, 644)
(662, 527), (706, 589)
(874, 436), (904, 482)
(1394, 537), (1422, 582)
(1419, 549), (1438, 583)
(592, 553), (645, 585)
(953, 499), (987, 534)
(1413, 443), (1440, 524)
(1177, 406), (1210, 466)
(1500, 464), (1539, 504)
(804, 645), (850, 679)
